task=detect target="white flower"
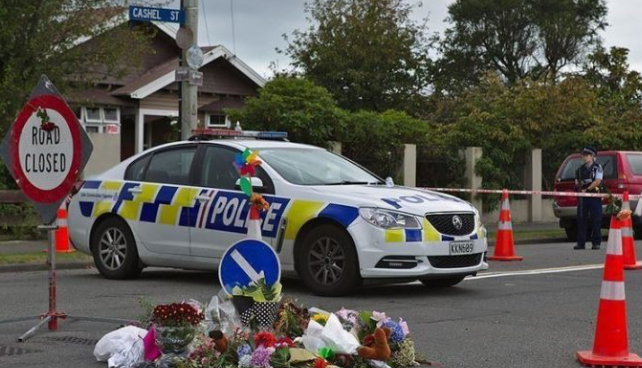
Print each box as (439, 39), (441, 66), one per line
(239, 355), (253, 368)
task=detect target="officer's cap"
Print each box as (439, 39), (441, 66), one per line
(581, 147), (597, 156)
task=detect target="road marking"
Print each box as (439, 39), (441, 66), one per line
(230, 250), (264, 282)
(466, 264), (604, 281)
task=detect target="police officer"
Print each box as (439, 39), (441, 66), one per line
(574, 147), (603, 250)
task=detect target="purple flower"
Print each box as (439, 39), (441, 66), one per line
(251, 346), (274, 368)
(398, 318), (410, 337)
(382, 321), (405, 343)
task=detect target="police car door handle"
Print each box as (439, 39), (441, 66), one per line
(196, 195), (211, 202)
(128, 187), (143, 194)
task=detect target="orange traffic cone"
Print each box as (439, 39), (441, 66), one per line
(488, 189), (522, 261)
(54, 207), (75, 253)
(577, 216), (642, 367)
(246, 206), (262, 240)
(621, 191), (642, 270)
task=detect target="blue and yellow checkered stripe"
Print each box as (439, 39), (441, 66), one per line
(283, 200), (359, 240)
(80, 180), (202, 227)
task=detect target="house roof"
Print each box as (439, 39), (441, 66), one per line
(111, 46), (216, 96)
(67, 88), (136, 107)
(76, 9), (265, 100)
(113, 45), (266, 99)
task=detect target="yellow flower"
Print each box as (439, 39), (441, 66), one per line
(311, 313), (328, 326)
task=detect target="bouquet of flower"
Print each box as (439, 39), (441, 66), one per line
(152, 302), (205, 328)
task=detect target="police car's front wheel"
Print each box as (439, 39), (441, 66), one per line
(92, 217), (142, 280)
(298, 224), (360, 297)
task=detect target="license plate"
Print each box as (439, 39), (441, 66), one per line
(450, 241), (474, 255)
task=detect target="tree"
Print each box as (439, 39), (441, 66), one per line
(434, 0), (606, 93)
(581, 47), (642, 150)
(225, 76), (346, 148)
(0, 1), (153, 137)
(582, 46), (642, 108)
(283, 0), (432, 113)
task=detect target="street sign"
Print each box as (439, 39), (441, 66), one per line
(175, 67), (190, 82)
(129, 6), (184, 24)
(218, 238), (281, 295)
(0, 75), (93, 224)
(176, 28), (194, 49)
(186, 45), (204, 70)
(188, 71), (203, 86)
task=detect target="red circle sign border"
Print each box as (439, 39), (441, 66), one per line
(9, 94), (82, 203)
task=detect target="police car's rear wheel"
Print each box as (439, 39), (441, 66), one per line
(419, 275), (466, 288)
(92, 218), (142, 279)
(299, 224), (360, 296)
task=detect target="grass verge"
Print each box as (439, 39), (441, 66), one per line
(0, 252), (92, 265)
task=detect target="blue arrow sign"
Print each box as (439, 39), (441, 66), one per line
(129, 6), (184, 24)
(218, 239), (281, 295)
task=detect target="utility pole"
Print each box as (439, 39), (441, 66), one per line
(180, 0), (199, 140)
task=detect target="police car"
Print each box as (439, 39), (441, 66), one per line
(68, 129), (488, 296)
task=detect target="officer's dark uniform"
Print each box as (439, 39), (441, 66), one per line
(574, 148), (604, 250)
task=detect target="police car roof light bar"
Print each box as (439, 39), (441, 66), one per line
(189, 128), (288, 141)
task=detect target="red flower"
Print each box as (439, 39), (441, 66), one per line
(314, 358), (327, 368)
(275, 336), (294, 348)
(254, 332), (276, 348)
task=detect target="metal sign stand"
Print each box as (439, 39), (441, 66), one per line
(0, 224), (135, 342)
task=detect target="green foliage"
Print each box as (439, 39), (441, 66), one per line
(227, 77), (430, 180)
(0, 0), (153, 189)
(226, 76), (345, 149)
(341, 110), (430, 179)
(435, 0), (607, 92)
(283, 0), (431, 113)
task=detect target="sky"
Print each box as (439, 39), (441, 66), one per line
(159, 0), (642, 79)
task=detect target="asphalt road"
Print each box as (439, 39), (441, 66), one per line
(2, 240), (642, 368)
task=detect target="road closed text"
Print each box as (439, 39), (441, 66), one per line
(24, 126), (67, 173)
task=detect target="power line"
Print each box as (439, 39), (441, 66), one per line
(230, 0), (236, 54)
(201, 0), (212, 46)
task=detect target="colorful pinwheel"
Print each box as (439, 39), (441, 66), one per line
(234, 148), (269, 213)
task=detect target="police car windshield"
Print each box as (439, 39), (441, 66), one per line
(258, 148), (383, 186)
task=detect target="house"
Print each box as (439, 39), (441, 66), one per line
(66, 10), (265, 175)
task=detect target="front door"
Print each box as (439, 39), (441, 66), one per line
(189, 145), (285, 258)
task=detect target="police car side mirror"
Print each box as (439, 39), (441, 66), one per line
(235, 177), (264, 191)
(385, 177), (395, 187)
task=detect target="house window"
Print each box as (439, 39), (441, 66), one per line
(85, 107), (101, 122)
(207, 113), (230, 128)
(80, 106), (121, 134)
(103, 107), (119, 122)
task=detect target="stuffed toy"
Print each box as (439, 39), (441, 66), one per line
(357, 328), (391, 360)
(209, 330), (229, 353)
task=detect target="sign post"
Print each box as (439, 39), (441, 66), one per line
(0, 75), (132, 342)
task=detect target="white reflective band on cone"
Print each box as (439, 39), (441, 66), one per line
(607, 230), (623, 256)
(246, 220), (262, 240)
(497, 222), (513, 231)
(600, 281), (626, 301)
(622, 227), (633, 238)
(501, 201), (510, 211)
(57, 219), (67, 227)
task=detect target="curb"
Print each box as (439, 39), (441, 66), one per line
(0, 261), (94, 273)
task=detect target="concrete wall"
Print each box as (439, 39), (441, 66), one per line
(84, 133), (121, 177)
(481, 198), (557, 224)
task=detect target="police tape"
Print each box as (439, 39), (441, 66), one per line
(419, 187), (642, 200)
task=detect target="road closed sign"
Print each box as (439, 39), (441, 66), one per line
(0, 75), (93, 224)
